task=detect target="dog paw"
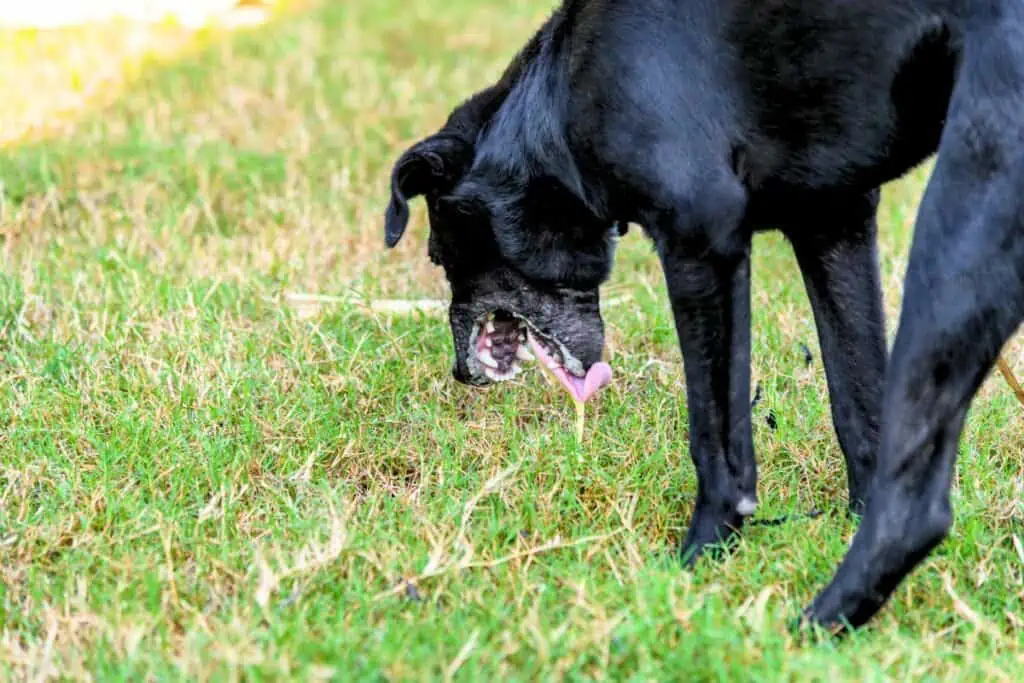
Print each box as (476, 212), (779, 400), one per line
(678, 510), (744, 567)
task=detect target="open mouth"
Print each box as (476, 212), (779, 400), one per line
(470, 310), (612, 402)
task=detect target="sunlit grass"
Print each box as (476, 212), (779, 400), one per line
(1, 0), (1023, 679)
(0, 1), (289, 146)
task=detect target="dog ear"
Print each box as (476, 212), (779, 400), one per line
(384, 133), (473, 248)
(436, 180), (490, 219)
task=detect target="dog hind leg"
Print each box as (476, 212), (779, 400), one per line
(804, 30), (1024, 629)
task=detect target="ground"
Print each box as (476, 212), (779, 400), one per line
(2, 0), (1023, 680)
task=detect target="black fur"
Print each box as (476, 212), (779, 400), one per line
(383, 0), (1024, 632)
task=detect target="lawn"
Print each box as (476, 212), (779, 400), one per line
(2, 0), (1023, 679)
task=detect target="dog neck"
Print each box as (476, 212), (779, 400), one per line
(466, 6), (608, 222)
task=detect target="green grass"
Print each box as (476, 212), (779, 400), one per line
(2, 1), (1024, 679)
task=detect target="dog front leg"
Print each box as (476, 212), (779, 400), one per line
(783, 190), (887, 513)
(651, 185), (756, 565)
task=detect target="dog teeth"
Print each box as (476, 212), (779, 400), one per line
(484, 337), (493, 348)
(484, 364), (520, 382)
(516, 345), (534, 361)
(478, 349), (499, 368)
(486, 321), (496, 334)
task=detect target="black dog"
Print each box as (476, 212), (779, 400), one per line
(383, 0), (1024, 631)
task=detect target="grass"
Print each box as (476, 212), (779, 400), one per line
(2, 0), (1023, 679)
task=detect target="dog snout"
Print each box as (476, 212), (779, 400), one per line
(452, 363), (473, 385)
(452, 361), (490, 387)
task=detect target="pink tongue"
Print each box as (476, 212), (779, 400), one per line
(572, 362), (613, 402)
(526, 334), (613, 403)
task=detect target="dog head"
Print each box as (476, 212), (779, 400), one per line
(384, 129), (621, 389)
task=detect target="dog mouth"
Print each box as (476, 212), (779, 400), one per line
(469, 310), (612, 402)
